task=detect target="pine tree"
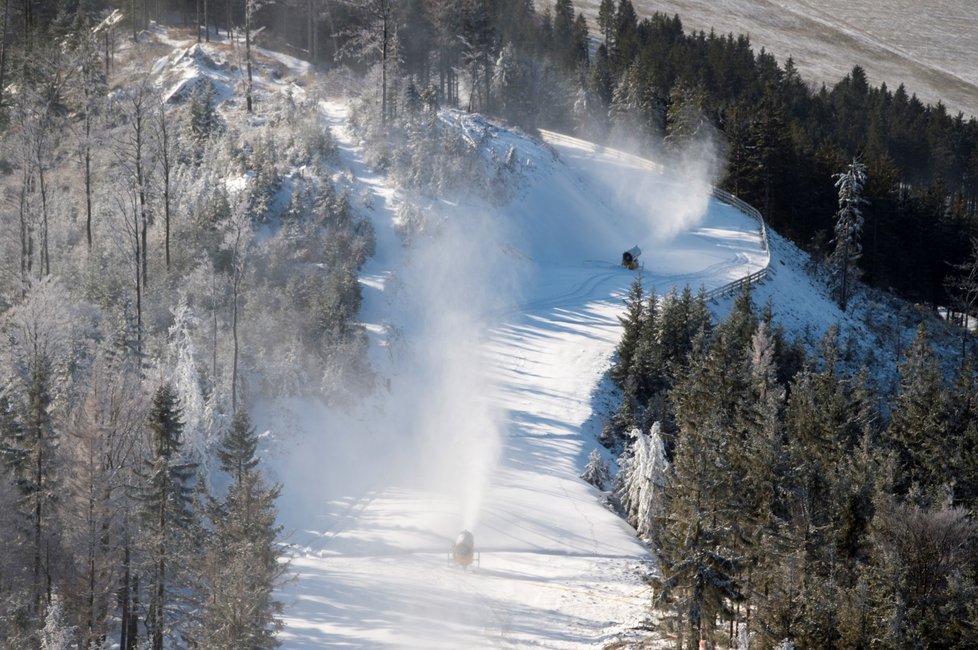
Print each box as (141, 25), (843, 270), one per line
(657, 328), (745, 648)
(551, 0), (575, 67)
(829, 158), (867, 311)
(887, 323), (950, 501)
(596, 0), (615, 48)
(201, 408), (285, 649)
(947, 359), (978, 508)
(610, 276), (643, 390)
(138, 384), (199, 650)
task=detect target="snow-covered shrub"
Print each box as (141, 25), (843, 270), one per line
(581, 448), (611, 490)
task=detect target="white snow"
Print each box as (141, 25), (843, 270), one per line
(261, 95), (770, 647)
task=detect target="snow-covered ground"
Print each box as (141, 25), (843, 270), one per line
(263, 97), (770, 647)
(579, 0), (978, 119)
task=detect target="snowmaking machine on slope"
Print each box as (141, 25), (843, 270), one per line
(450, 530), (479, 568)
(622, 246), (642, 270)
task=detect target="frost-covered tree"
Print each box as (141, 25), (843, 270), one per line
(615, 424), (667, 540)
(887, 323), (950, 501)
(869, 501), (977, 646)
(137, 384), (200, 650)
(60, 346), (146, 648)
(1, 278), (77, 616)
(39, 595), (74, 650)
(829, 158), (867, 311)
(200, 408), (285, 649)
(580, 448), (610, 490)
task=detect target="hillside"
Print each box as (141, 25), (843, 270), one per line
(130, 30), (963, 648)
(578, 0), (978, 120)
(243, 43), (946, 649)
(1, 15), (971, 648)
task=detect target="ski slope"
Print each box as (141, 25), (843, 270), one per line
(136, 27), (961, 649)
(266, 104), (768, 648)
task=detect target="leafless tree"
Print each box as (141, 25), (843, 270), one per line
(117, 78), (156, 291)
(60, 348), (147, 648)
(155, 98), (174, 270)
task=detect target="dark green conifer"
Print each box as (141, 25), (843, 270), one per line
(200, 407), (285, 649)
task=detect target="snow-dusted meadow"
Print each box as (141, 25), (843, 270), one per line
(579, 0), (978, 120)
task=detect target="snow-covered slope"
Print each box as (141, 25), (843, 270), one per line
(263, 97), (769, 646)
(135, 29), (947, 647)
(579, 0), (978, 119)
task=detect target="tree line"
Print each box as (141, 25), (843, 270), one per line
(596, 278), (978, 648)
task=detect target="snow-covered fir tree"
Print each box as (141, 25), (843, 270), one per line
(828, 158), (867, 311)
(200, 408), (285, 649)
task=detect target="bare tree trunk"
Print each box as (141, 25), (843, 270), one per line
(307, 0), (315, 63)
(245, 0), (253, 112)
(85, 107), (93, 249)
(840, 221), (850, 311)
(135, 198), (142, 352)
(0, 0), (9, 112)
(36, 139), (49, 276)
(212, 268), (218, 379)
(157, 102), (172, 270)
(232, 270), (239, 410)
(119, 534), (131, 650)
(127, 86), (151, 289)
(19, 165), (31, 286)
(381, 3), (388, 126)
(204, 0), (209, 42)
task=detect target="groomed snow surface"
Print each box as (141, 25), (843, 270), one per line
(264, 101), (771, 649)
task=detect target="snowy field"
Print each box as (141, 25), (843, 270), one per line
(579, 0), (978, 119)
(264, 98), (770, 647)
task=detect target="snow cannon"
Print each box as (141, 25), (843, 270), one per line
(450, 530), (479, 568)
(622, 246), (642, 270)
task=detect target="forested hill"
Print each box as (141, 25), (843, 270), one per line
(0, 0), (977, 647)
(3, 2), (977, 305)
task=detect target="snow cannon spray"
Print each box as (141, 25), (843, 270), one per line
(451, 529), (478, 567)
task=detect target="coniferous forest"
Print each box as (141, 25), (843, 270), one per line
(603, 281), (978, 648)
(1, 0), (978, 647)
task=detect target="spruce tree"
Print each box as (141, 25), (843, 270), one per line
(829, 158), (867, 311)
(596, 0), (615, 48)
(656, 329), (744, 648)
(201, 408), (285, 649)
(138, 384), (199, 650)
(887, 323), (950, 500)
(611, 276), (643, 390)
